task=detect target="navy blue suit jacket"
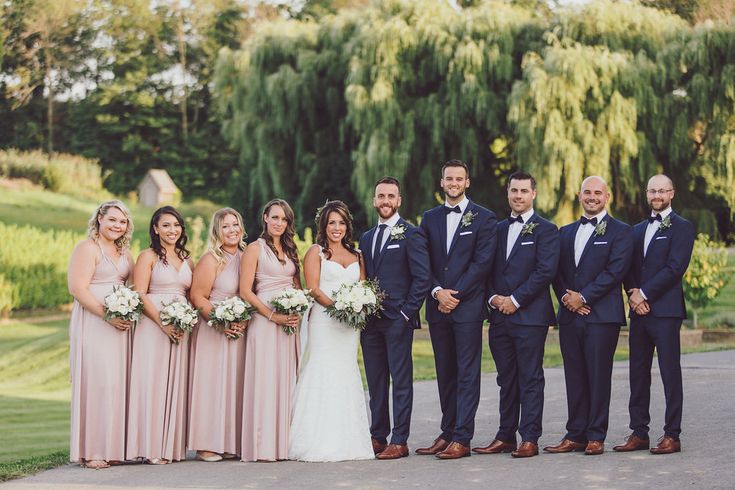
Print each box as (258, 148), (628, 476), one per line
(487, 213), (559, 327)
(553, 215), (633, 326)
(420, 200), (497, 324)
(624, 212), (695, 319)
(359, 219), (431, 328)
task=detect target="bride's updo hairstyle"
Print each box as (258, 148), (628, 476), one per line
(314, 200), (359, 260)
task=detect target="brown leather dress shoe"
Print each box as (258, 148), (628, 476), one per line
(650, 436), (681, 455)
(612, 434), (650, 452)
(371, 438), (387, 455)
(511, 441), (539, 458)
(584, 441), (604, 455)
(376, 443), (409, 460)
(415, 437), (450, 455)
(436, 442), (471, 459)
(543, 439), (586, 453)
(472, 439), (517, 454)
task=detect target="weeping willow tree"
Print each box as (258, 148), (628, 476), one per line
(510, 0), (735, 233)
(215, 0), (735, 237)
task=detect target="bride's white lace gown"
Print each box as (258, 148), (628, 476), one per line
(288, 250), (374, 462)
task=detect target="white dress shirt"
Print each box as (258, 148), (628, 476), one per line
(371, 212), (401, 256)
(640, 206), (673, 300)
(489, 208), (535, 309)
(431, 196), (470, 300)
(574, 210), (607, 266)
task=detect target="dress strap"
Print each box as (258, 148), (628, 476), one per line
(317, 246), (326, 261)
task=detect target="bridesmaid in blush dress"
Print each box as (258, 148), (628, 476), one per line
(127, 206), (194, 464)
(240, 199), (302, 462)
(188, 208), (248, 462)
(68, 200), (135, 469)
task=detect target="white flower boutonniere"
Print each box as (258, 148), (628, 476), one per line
(521, 222), (539, 236)
(389, 224), (406, 241)
(659, 215), (672, 230)
(461, 211), (477, 228)
(594, 220), (607, 236)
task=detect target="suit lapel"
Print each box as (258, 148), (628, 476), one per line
(365, 225), (377, 271)
(438, 208), (448, 257)
(505, 213), (535, 265)
(644, 212), (674, 261)
(498, 221), (509, 262)
(447, 201), (473, 257)
(576, 215), (606, 267)
(374, 219), (403, 271)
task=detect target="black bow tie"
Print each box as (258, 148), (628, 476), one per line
(580, 216), (598, 226)
(647, 214), (663, 224)
(444, 206), (462, 215)
(508, 215), (524, 224)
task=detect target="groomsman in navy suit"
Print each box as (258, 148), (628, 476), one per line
(416, 159), (497, 459)
(614, 174), (695, 455)
(545, 176), (633, 456)
(359, 176), (430, 460)
(473, 171), (558, 458)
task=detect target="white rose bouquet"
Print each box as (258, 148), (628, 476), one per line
(208, 296), (254, 340)
(269, 288), (312, 335)
(326, 279), (385, 331)
(103, 285), (143, 324)
(159, 299), (198, 344)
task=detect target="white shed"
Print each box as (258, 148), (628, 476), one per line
(137, 169), (181, 207)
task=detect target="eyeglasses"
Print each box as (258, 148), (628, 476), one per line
(646, 189), (673, 195)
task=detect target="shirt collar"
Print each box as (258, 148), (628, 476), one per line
(511, 208), (535, 224)
(651, 207), (672, 220)
(378, 213), (401, 227)
(445, 196), (469, 213)
(582, 210), (607, 224)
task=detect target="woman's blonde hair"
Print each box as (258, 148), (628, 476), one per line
(208, 207), (247, 264)
(87, 200), (133, 251)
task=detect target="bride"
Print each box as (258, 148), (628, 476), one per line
(289, 200), (374, 462)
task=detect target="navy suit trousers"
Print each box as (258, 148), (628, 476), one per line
(488, 321), (547, 444)
(628, 315), (683, 439)
(559, 318), (620, 442)
(360, 318), (414, 445)
(428, 319), (483, 446)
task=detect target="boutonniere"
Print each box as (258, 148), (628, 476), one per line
(659, 215), (672, 230)
(594, 220), (607, 236)
(521, 222), (539, 236)
(461, 211), (476, 228)
(389, 224), (406, 241)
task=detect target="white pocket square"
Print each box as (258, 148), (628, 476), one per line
(521, 241), (534, 245)
(655, 236), (668, 240)
(386, 244), (400, 249)
(593, 241), (608, 245)
(459, 231), (473, 236)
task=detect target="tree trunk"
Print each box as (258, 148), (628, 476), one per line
(692, 309), (699, 329)
(177, 14), (188, 141)
(46, 64), (54, 153)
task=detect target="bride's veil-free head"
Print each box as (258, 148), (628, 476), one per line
(314, 200), (359, 260)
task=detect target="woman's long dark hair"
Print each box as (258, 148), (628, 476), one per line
(315, 200), (359, 260)
(260, 199), (300, 276)
(149, 206), (190, 265)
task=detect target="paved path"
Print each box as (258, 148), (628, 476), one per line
(5, 350), (735, 489)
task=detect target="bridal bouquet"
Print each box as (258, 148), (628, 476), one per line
(103, 285), (143, 324)
(208, 296), (254, 340)
(326, 279), (385, 331)
(159, 299), (198, 344)
(269, 288), (312, 335)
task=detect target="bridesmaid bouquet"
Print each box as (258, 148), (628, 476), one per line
(326, 279), (385, 331)
(159, 299), (198, 344)
(103, 285), (143, 324)
(208, 296), (254, 340)
(269, 288), (312, 335)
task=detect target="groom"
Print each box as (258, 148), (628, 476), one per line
(359, 176), (431, 459)
(417, 159), (497, 459)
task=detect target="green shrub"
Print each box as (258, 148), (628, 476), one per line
(684, 234), (732, 328)
(0, 223), (83, 311)
(0, 149), (108, 198)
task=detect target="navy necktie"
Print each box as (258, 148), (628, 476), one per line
(373, 224), (387, 260)
(647, 214), (663, 224)
(508, 215), (524, 224)
(444, 205), (461, 215)
(580, 216), (598, 226)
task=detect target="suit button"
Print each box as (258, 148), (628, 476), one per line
(444, 267), (449, 271)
